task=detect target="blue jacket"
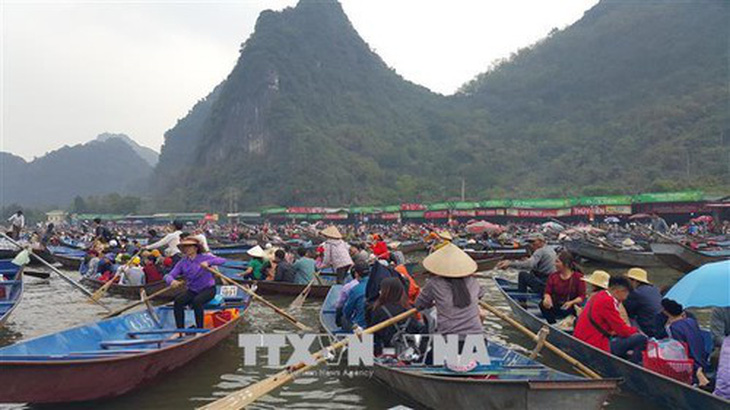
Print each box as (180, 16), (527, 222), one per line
(343, 277), (369, 328)
(624, 283), (663, 337)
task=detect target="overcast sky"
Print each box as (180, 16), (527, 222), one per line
(1, 0), (598, 160)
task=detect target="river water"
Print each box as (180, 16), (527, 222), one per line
(0, 261), (695, 410)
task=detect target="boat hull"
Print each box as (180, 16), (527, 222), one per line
(79, 277), (183, 300)
(0, 260), (23, 326)
(564, 240), (663, 268)
(495, 278), (730, 410)
(650, 242), (728, 273)
(232, 278), (331, 298)
(373, 364), (615, 410)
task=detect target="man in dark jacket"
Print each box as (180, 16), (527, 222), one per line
(623, 268), (663, 337)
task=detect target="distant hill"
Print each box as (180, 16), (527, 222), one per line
(95, 132), (159, 166)
(0, 137), (153, 207)
(152, 0), (728, 211)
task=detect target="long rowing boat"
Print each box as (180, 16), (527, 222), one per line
(320, 285), (617, 409)
(48, 245), (86, 270)
(0, 285), (251, 404)
(79, 275), (183, 300)
(217, 260), (334, 298)
(650, 242), (730, 273)
(494, 277), (730, 410)
(0, 260), (24, 326)
(564, 240), (663, 268)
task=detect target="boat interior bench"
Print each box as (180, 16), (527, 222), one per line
(128, 329), (209, 338)
(100, 338), (186, 349)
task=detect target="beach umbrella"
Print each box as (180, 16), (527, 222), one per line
(604, 216), (620, 223)
(690, 215), (714, 224)
(628, 213), (652, 220)
(665, 260), (730, 308)
(466, 220), (503, 234)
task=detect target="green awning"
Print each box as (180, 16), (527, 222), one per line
(632, 191), (705, 203)
(261, 207), (287, 215)
(479, 199), (512, 208)
(427, 202), (451, 211)
(511, 198), (573, 209)
(575, 195), (633, 206)
(382, 205), (401, 212)
(402, 211), (425, 218)
(452, 201), (479, 210)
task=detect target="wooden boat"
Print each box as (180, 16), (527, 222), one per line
(464, 248), (528, 261)
(79, 275), (183, 300)
(218, 260), (335, 299)
(210, 243), (253, 259)
(0, 286), (251, 404)
(494, 277), (730, 410)
(406, 255), (503, 276)
(650, 242), (730, 273)
(48, 245), (86, 270)
(564, 239), (663, 268)
(320, 285), (618, 410)
(398, 240), (427, 254)
(0, 260), (24, 326)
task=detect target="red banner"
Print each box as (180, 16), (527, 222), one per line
(476, 209), (505, 216)
(572, 205), (632, 216)
(452, 210), (476, 217)
(380, 212), (400, 220)
(400, 203), (426, 211)
(424, 210), (449, 219)
(323, 213), (348, 220)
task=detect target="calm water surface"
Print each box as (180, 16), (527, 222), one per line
(0, 261), (695, 409)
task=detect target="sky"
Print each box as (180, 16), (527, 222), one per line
(1, 0), (599, 160)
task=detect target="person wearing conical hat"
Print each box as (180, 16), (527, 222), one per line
(577, 270), (631, 325)
(240, 245), (270, 280)
(624, 267), (663, 337)
(320, 226), (353, 284)
(414, 243), (485, 337)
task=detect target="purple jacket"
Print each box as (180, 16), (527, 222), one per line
(715, 336), (730, 400)
(164, 254), (225, 293)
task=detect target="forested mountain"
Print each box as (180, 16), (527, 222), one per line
(96, 133), (159, 166)
(147, 0), (728, 210)
(0, 137), (153, 207)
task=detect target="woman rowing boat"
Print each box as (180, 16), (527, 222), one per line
(165, 236), (226, 329)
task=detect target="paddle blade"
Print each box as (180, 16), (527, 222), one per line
(200, 369), (293, 410)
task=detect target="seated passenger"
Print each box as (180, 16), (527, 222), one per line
(370, 277), (426, 355)
(273, 249), (296, 282)
(574, 276), (647, 363)
(661, 298), (710, 386)
(143, 255), (163, 283)
(624, 268), (663, 337)
(341, 264), (370, 330)
(292, 247), (316, 284)
(335, 261), (366, 328)
(540, 251), (585, 324)
(119, 257), (145, 286)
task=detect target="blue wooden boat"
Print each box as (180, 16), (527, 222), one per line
(48, 245), (87, 269)
(0, 286), (251, 404)
(0, 259), (23, 326)
(320, 285), (618, 410)
(494, 277), (730, 410)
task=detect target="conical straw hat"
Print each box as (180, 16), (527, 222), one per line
(246, 245), (266, 258)
(582, 270), (610, 289)
(422, 243), (477, 278)
(320, 226), (343, 239)
(438, 230), (453, 241)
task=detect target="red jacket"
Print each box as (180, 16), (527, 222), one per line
(371, 241), (390, 260)
(574, 290), (638, 352)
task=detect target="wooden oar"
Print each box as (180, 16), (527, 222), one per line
(0, 232), (112, 312)
(289, 271), (323, 309)
(91, 250), (142, 301)
(479, 300), (601, 379)
(101, 284), (176, 319)
(205, 266), (312, 332)
(201, 308), (417, 410)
